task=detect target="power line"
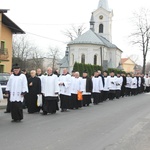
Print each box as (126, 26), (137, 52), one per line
(3, 23), (68, 44)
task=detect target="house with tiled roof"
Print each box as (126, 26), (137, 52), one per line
(121, 58), (136, 73)
(0, 9), (25, 73)
(59, 0), (122, 73)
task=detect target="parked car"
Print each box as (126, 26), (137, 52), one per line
(0, 73), (10, 96)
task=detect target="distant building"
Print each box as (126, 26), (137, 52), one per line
(0, 9), (25, 73)
(27, 57), (60, 72)
(134, 64), (143, 74)
(60, 0), (122, 73)
(121, 58), (136, 73)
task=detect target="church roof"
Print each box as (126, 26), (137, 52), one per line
(121, 58), (128, 64)
(59, 56), (69, 68)
(68, 29), (119, 49)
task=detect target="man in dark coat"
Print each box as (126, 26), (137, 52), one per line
(121, 73), (126, 97)
(26, 70), (41, 114)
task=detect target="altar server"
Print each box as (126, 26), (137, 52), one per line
(108, 71), (117, 100)
(59, 68), (71, 112)
(70, 72), (82, 109)
(125, 74), (132, 96)
(102, 71), (109, 101)
(41, 67), (59, 115)
(131, 74), (138, 96)
(115, 73), (123, 99)
(92, 71), (103, 105)
(80, 71), (93, 107)
(6, 64), (28, 122)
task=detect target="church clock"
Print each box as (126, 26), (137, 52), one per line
(99, 15), (103, 20)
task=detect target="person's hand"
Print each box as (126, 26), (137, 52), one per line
(29, 82), (33, 86)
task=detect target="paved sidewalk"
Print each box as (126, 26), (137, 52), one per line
(0, 98), (7, 109)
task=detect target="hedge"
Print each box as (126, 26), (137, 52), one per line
(73, 62), (126, 76)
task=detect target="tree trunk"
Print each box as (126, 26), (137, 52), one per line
(142, 55), (146, 74)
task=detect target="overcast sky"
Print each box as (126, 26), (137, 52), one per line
(1, 0), (150, 63)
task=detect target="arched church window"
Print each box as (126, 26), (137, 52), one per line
(99, 24), (103, 33)
(94, 55), (97, 65)
(81, 54), (85, 64)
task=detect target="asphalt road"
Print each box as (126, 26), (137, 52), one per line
(1, 93), (150, 150)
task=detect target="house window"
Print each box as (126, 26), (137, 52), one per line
(1, 41), (5, 50)
(81, 54), (85, 64)
(94, 55), (97, 65)
(0, 41), (6, 54)
(99, 24), (103, 33)
(0, 65), (4, 73)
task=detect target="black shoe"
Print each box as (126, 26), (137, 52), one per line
(4, 111), (10, 113)
(61, 109), (64, 112)
(42, 112), (47, 115)
(11, 120), (21, 122)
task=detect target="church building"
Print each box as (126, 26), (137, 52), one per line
(59, 0), (122, 73)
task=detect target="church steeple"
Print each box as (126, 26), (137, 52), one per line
(98, 0), (110, 11)
(91, 0), (113, 42)
(90, 13), (95, 31)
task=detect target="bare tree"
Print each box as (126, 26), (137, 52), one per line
(12, 35), (38, 69)
(62, 24), (86, 41)
(130, 8), (150, 74)
(128, 54), (139, 64)
(26, 49), (44, 71)
(47, 47), (61, 70)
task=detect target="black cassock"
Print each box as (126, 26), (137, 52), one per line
(26, 77), (41, 113)
(43, 97), (59, 114)
(82, 77), (93, 106)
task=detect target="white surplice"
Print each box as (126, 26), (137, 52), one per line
(108, 76), (117, 90)
(116, 77), (123, 90)
(103, 76), (110, 92)
(92, 76), (103, 93)
(42, 74), (59, 97)
(58, 74), (71, 96)
(6, 74), (28, 102)
(130, 77), (137, 89)
(70, 77), (81, 94)
(126, 77), (132, 88)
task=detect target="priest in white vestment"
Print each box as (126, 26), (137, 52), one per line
(6, 64), (28, 122)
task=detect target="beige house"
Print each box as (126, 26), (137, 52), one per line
(121, 58), (135, 73)
(0, 9), (24, 73)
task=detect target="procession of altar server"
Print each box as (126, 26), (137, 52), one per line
(4, 64), (150, 122)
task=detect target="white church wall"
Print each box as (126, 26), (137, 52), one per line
(69, 44), (104, 67)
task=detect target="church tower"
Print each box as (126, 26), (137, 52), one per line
(93, 0), (113, 42)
